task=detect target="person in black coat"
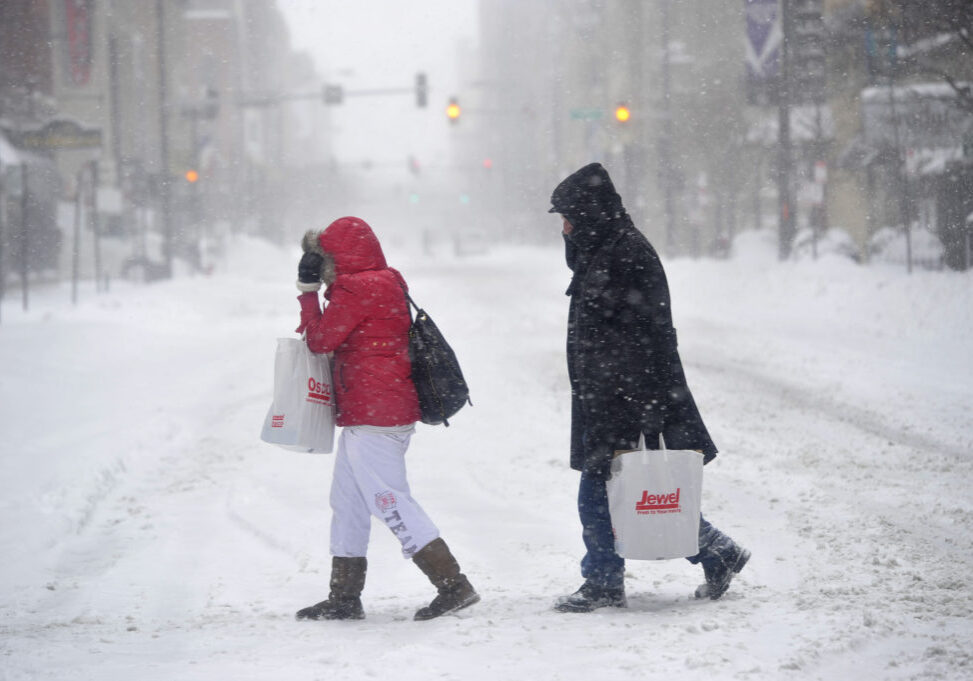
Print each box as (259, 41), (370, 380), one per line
(548, 162), (750, 613)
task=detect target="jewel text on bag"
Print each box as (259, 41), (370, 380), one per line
(635, 488), (681, 514)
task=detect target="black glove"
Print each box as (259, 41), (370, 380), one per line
(297, 251), (324, 292)
(298, 252), (323, 284)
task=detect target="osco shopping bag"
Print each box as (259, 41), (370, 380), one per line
(260, 338), (335, 453)
(606, 435), (703, 560)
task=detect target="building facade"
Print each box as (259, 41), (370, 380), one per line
(470, 0), (973, 268)
(0, 0), (330, 288)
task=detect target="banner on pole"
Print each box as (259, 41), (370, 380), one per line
(744, 0), (782, 106)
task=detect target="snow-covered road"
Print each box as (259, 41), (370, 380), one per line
(1, 233), (970, 681)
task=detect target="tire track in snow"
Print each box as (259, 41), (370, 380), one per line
(681, 345), (973, 679)
(686, 349), (973, 554)
(688, 354), (970, 463)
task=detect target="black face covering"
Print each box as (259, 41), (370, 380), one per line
(563, 233), (585, 296)
(551, 163), (633, 288)
(549, 163), (630, 252)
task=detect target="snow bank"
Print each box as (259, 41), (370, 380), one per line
(868, 225), (946, 269)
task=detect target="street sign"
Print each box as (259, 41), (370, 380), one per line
(570, 108), (604, 121)
(813, 160), (827, 184)
(323, 84), (344, 105)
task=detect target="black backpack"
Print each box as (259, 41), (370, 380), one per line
(403, 291), (471, 426)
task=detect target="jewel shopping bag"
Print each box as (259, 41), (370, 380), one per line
(606, 434), (703, 560)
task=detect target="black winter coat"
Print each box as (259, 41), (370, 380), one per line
(549, 163), (717, 479)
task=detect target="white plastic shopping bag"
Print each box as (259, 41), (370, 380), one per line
(606, 435), (703, 560)
(260, 338), (335, 453)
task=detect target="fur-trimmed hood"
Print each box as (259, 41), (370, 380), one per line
(303, 216), (388, 278)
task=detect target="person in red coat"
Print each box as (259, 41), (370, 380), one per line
(293, 216), (478, 622)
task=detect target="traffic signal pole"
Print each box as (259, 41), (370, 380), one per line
(777, 0), (796, 261)
(155, 0), (173, 278)
(243, 74), (429, 109)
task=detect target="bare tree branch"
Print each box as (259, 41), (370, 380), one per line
(906, 57), (973, 115)
(886, 0), (973, 114)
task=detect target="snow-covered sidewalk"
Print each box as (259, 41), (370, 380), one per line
(1, 233), (970, 681)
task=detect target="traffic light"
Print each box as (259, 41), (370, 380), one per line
(323, 84), (343, 105)
(185, 169), (199, 183)
(415, 72), (428, 108)
(615, 104), (631, 123)
(446, 97), (461, 124)
(792, 0), (826, 104)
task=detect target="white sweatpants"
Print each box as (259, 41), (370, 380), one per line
(329, 426), (440, 559)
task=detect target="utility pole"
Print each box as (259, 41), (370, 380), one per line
(20, 164), (29, 311)
(886, 28), (913, 274)
(89, 161), (103, 291)
(0, 169), (5, 324)
(72, 168), (82, 305)
(661, 0), (676, 255)
(107, 32), (124, 182)
(777, 0), (796, 260)
(155, 0), (173, 278)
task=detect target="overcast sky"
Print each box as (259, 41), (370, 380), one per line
(278, 0), (478, 170)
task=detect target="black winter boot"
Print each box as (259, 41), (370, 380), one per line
(554, 581), (627, 613)
(296, 556), (367, 620)
(695, 542), (750, 600)
(411, 538), (480, 621)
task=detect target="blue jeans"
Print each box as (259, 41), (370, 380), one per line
(578, 470), (722, 589)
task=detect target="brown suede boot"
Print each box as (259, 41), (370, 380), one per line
(295, 556), (367, 620)
(412, 538), (480, 621)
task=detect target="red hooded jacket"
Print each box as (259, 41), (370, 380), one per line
(296, 217), (421, 427)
